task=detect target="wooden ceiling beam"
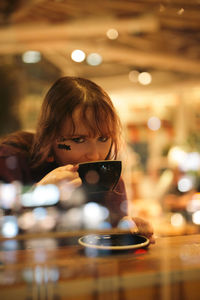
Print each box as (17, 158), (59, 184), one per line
(1, 37), (199, 75)
(0, 14), (158, 44)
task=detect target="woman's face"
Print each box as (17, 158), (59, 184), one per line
(53, 107), (112, 166)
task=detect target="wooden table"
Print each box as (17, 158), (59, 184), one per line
(0, 232), (200, 300)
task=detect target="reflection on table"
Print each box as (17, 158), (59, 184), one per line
(0, 231), (200, 300)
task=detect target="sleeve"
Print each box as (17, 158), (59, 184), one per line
(105, 177), (128, 227)
(72, 177), (128, 228)
(0, 153), (32, 184)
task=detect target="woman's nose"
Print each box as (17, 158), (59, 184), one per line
(85, 143), (100, 161)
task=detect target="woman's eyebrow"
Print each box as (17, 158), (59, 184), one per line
(56, 136), (68, 142)
(59, 131), (108, 139)
(59, 134), (88, 139)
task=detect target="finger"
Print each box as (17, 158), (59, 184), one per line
(149, 235), (156, 244)
(137, 225), (153, 238)
(133, 217), (154, 234)
(55, 170), (80, 182)
(73, 164), (79, 171)
(59, 164), (75, 171)
(128, 219), (139, 234)
(118, 216), (139, 233)
(70, 177), (82, 188)
(68, 164), (79, 171)
(132, 217), (155, 241)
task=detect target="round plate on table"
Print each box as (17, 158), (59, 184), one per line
(78, 233), (149, 250)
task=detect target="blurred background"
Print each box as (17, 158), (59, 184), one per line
(0, 0), (200, 238)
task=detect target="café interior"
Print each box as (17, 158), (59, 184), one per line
(0, 0), (200, 299)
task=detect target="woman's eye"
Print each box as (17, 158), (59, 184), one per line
(71, 137), (85, 143)
(98, 136), (109, 142)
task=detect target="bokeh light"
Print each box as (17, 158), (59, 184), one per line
(33, 207), (47, 220)
(128, 70), (139, 83)
(59, 208), (83, 230)
(187, 193), (200, 213)
(179, 152), (200, 172)
(192, 210), (200, 225)
(0, 183), (17, 209)
(138, 72), (152, 85)
(71, 49), (86, 62)
(177, 176), (193, 192)
(86, 53), (102, 66)
(5, 156), (17, 170)
(168, 146), (187, 167)
(147, 116), (161, 131)
(171, 213), (185, 227)
(85, 170), (100, 184)
(83, 202), (109, 228)
(177, 8), (184, 15)
(22, 51), (41, 63)
(22, 184), (59, 207)
(18, 211), (36, 230)
(106, 28), (119, 40)
(1, 216), (19, 238)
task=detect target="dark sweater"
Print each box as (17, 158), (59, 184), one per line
(0, 132), (127, 226)
(0, 142), (59, 184)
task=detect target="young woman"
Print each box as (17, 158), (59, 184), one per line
(0, 76), (154, 242)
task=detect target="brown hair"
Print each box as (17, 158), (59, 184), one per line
(0, 131), (34, 154)
(31, 76), (122, 167)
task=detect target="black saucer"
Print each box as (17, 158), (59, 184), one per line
(78, 233), (149, 250)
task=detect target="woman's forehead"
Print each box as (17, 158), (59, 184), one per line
(60, 106), (113, 136)
(62, 118), (89, 136)
(61, 118), (109, 137)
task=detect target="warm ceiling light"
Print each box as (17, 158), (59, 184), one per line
(22, 51), (41, 63)
(86, 53), (102, 66)
(177, 8), (184, 15)
(106, 28), (119, 40)
(71, 49), (86, 63)
(128, 70), (139, 83)
(138, 72), (152, 85)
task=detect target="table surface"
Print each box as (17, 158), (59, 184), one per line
(0, 231), (200, 299)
